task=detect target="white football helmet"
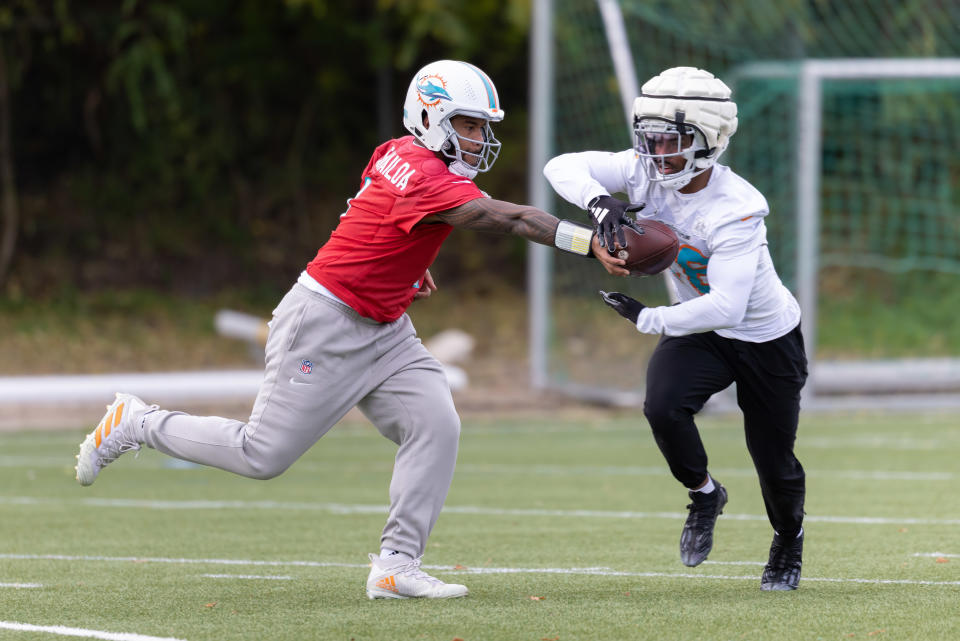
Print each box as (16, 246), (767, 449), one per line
(403, 60), (505, 178)
(632, 67), (738, 190)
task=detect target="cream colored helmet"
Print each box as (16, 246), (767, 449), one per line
(402, 60), (504, 177)
(632, 67), (738, 190)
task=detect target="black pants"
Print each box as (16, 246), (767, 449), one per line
(643, 324), (808, 537)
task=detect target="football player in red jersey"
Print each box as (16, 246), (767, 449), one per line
(74, 60), (624, 599)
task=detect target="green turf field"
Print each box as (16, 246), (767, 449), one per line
(1, 410), (958, 640)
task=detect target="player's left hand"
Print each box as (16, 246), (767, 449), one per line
(414, 269), (437, 300)
(599, 290), (645, 324)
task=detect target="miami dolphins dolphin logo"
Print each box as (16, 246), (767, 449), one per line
(416, 74), (452, 107)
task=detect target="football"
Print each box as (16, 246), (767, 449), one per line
(612, 220), (679, 276)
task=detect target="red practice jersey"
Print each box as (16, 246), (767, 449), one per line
(306, 136), (484, 322)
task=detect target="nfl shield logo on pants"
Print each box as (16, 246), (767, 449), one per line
(299, 359), (313, 375)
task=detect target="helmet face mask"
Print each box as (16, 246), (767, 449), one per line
(634, 117), (709, 190)
(403, 60), (505, 177)
(632, 67), (738, 190)
(439, 117), (501, 174)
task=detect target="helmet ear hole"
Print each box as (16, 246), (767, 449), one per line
(421, 109), (429, 128)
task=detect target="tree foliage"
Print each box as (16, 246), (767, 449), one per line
(3, 0), (531, 297)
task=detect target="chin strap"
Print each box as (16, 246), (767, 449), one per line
(448, 159), (478, 179)
(657, 164), (711, 191)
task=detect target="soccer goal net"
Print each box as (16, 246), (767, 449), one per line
(528, 0), (960, 407)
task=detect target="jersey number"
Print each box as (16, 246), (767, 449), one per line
(677, 245), (710, 295)
(342, 176), (373, 218)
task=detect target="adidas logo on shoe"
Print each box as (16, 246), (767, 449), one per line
(374, 575), (399, 594)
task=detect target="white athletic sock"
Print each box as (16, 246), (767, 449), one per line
(379, 549), (413, 562)
(693, 476), (716, 494)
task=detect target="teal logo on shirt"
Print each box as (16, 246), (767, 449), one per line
(677, 245), (710, 294)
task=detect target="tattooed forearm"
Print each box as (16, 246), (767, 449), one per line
(432, 198), (559, 246)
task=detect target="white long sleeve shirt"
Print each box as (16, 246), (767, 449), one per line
(544, 150), (800, 342)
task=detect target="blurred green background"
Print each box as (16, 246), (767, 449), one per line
(0, 0), (533, 303)
(2, 1), (960, 381)
(0, 1), (544, 377)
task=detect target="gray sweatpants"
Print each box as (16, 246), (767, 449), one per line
(140, 283), (461, 558)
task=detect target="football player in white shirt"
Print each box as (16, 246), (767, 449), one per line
(544, 67), (807, 591)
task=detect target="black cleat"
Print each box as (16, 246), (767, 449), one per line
(679, 482), (728, 567)
(760, 530), (803, 591)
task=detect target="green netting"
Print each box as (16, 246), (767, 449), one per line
(541, 0), (960, 392)
(818, 79), (960, 273)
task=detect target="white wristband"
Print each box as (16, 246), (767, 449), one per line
(554, 220), (594, 256)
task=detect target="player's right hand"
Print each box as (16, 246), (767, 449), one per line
(587, 195), (645, 252)
(592, 235), (629, 277)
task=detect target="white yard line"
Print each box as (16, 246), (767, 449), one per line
(0, 582), (42, 588)
(3, 496), (959, 526)
(0, 456), (72, 467)
(0, 554), (363, 569)
(913, 552), (959, 558)
(0, 621), (186, 641)
(2, 554), (958, 588)
(456, 463), (953, 481)
(800, 436), (952, 450)
(200, 574), (292, 580)
(1, 454), (954, 481)
(444, 568), (960, 587)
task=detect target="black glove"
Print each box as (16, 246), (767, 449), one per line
(587, 195), (645, 252)
(599, 290), (646, 324)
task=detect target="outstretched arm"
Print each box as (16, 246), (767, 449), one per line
(543, 150), (634, 210)
(430, 198), (628, 276)
(432, 197), (558, 245)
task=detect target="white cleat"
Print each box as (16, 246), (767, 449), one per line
(75, 393), (154, 486)
(365, 554), (468, 600)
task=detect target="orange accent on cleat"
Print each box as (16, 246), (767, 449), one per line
(75, 393), (151, 487)
(375, 575), (399, 593)
(107, 402), (124, 437)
